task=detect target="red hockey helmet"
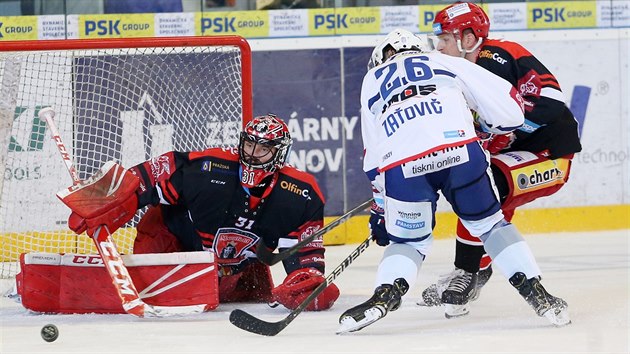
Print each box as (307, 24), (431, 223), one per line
(433, 2), (490, 40)
(238, 114), (292, 188)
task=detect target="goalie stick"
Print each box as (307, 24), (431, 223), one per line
(39, 107), (206, 318)
(256, 198), (372, 266)
(230, 236), (372, 336)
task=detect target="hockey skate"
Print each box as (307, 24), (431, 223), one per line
(418, 269), (459, 307)
(441, 269), (478, 318)
(509, 272), (571, 327)
(418, 266), (492, 308)
(336, 278), (409, 334)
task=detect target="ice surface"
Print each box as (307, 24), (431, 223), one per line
(1, 230), (628, 354)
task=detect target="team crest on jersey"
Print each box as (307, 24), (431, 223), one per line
(212, 228), (259, 266)
(519, 73), (540, 97)
(299, 222), (323, 247)
(149, 155), (173, 181)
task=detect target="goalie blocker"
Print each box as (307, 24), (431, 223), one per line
(16, 251), (218, 314)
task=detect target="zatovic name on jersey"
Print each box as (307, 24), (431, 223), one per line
(361, 50), (523, 173)
(382, 98), (443, 137)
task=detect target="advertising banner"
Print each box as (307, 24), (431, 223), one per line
(268, 9), (309, 37)
(596, 1), (630, 27)
(38, 15), (66, 40)
(198, 11), (268, 37)
(2, 58), (74, 231)
(2, 2), (630, 42)
(379, 6), (419, 34)
(0, 15), (38, 41)
(252, 48), (371, 215)
(78, 13), (154, 38)
(519, 34), (629, 208)
(488, 3), (528, 31)
(155, 12), (195, 37)
(72, 52), (242, 172)
(527, 1), (597, 29)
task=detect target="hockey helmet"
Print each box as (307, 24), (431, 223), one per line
(238, 114), (292, 188)
(433, 2), (490, 40)
(368, 28), (429, 69)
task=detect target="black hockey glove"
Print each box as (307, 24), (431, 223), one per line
(369, 201), (389, 246)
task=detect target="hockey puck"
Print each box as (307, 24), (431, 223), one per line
(41, 324), (59, 342)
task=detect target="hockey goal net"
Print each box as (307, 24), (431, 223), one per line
(0, 36), (252, 280)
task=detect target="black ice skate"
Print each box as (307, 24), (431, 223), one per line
(418, 266), (492, 310)
(441, 268), (478, 318)
(509, 272), (571, 327)
(336, 278), (409, 334)
(417, 268), (463, 307)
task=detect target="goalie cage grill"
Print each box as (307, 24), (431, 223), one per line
(0, 36), (252, 279)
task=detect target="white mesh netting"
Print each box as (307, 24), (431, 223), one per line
(0, 37), (250, 278)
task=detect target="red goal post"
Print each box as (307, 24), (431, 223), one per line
(0, 36), (253, 279)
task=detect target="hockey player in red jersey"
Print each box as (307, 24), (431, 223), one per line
(56, 114), (339, 312)
(421, 1), (582, 318)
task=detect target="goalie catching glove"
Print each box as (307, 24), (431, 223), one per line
(271, 268), (340, 311)
(57, 161), (140, 237)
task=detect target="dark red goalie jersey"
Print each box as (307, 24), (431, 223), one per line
(476, 39), (582, 159)
(130, 147), (327, 276)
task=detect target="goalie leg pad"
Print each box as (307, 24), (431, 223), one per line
(17, 252), (218, 314)
(134, 206), (183, 254)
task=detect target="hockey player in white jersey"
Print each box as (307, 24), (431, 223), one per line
(336, 29), (570, 334)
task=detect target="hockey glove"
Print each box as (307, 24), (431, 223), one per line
(57, 161), (140, 237)
(486, 133), (514, 154)
(271, 268), (340, 311)
(369, 201), (389, 246)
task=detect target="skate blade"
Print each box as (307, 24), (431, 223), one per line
(544, 306), (571, 327)
(336, 308), (384, 334)
(444, 304), (470, 319)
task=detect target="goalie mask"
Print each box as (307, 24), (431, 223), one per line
(238, 114), (292, 188)
(368, 28), (429, 70)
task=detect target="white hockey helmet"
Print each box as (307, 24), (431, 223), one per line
(368, 29), (429, 69)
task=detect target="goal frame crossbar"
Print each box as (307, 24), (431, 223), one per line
(0, 36), (253, 125)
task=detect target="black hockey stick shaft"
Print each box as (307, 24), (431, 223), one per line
(256, 198), (372, 266)
(229, 237), (372, 336)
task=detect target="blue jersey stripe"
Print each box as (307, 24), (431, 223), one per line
(434, 69), (456, 77)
